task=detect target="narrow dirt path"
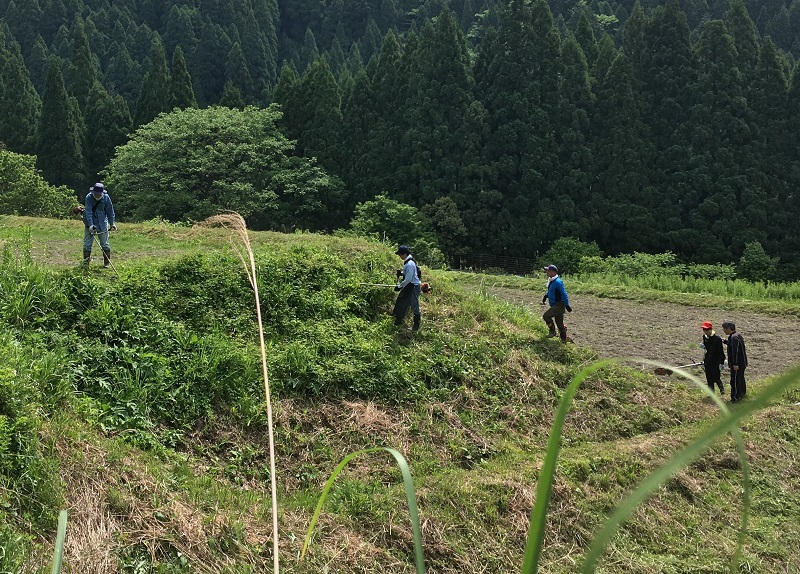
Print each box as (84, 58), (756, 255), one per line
(489, 287), (798, 381)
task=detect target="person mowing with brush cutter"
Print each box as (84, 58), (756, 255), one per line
(392, 245), (422, 332)
(541, 264), (571, 343)
(83, 182), (117, 268)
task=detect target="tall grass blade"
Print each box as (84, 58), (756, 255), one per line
(201, 213), (280, 573)
(50, 510), (67, 574)
(300, 447), (426, 574)
(579, 363), (800, 573)
(520, 359), (613, 574)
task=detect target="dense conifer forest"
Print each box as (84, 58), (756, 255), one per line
(2, 0), (800, 276)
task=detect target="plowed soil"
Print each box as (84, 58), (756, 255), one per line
(488, 287), (798, 381)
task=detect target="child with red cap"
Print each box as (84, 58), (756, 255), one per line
(700, 321), (725, 395)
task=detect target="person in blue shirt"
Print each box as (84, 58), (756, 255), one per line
(83, 182), (117, 268)
(392, 245), (422, 331)
(541, 264), (571, 343)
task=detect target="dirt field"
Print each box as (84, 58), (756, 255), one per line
(489, 287), (798, 382)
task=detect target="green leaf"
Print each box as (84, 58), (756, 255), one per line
(301, 447), (426, 574)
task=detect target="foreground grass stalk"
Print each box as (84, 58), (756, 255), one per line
(50, 510), (67, 574)
(202, 213), (280, 572)
(300, 447), (426, 574)
(520, 359), (613, 573)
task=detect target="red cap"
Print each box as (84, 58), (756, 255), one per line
(701, 321), (713, 330)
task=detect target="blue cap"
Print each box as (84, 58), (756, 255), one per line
(395, 245), (410, 255)
(543, 264), (558, 273)
(92, 183), (105, 194)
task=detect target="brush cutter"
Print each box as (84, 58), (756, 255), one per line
(359, 282), (432, 293)
(90, 230), (119, 276)
(653, 362), (704, 376)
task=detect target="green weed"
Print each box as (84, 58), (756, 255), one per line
(0, 522), (31, 573)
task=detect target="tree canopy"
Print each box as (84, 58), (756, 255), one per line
(104, 105), (345, 231)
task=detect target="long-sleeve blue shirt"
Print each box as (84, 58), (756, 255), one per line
(84, 192), (115, 230)
(545, 276), (570, 307)
(397, 256), (422, 289)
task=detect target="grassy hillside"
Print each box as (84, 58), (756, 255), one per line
(1, 215), (799, 573)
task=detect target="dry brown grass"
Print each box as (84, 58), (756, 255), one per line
(44, 434), (264, 573)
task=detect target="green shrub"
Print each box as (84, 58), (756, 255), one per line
(537, 238), (603, 276)
(348, 195), (443, 265)
(683, 262), (736, 280)
(737, 241), (778, 282)
(602, 251), (682, 277)
(0, 237), (71, 331)
(0, 150), (75, 218)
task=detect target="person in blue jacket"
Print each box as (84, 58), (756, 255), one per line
(83, 182), (117, 267)
(541, 264), (571, 342)
(392, 245), (422, 331)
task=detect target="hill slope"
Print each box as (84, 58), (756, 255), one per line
(1, 215), (799, 573)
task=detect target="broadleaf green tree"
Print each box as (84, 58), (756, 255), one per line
(104, 105), (344, 231)
(349, 194), (441, 263)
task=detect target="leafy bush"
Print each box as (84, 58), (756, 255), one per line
(576, 255), (609, 274)
(537, 238), (603, 276)
(602, 251), (682, 277)
(737, 241), (778, 282)
(0, 149), (75, 218)
(683, 262), (736, 280)
(348, 195), (444, 267)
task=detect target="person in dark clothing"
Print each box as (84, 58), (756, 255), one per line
(541, 264), (571, 343)
(392, 245), (422, 331)
(700, 321), (725, 395)
(722, 321), (748, 402)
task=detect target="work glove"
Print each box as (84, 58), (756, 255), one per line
(565, 305), (572, 313)
(89, 225), (97, 233)
(541, 295), (548, 305)
(394, 285), (401, 291)
(110, 224), (117, 231)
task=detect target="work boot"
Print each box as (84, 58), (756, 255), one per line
(103, 249), (111, 268)
(546, 322), (556, 338)
(412, 315), (421, 332)
(83, 250), (91, 267)
(559, 326), (568, 343)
